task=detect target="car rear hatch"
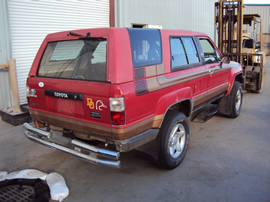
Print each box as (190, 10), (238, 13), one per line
(27, 36), (113, 137)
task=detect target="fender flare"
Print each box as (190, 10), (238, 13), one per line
(154, 87), (193, 128)
(226, 62), (243, 95)
(226, 72), (244, 96)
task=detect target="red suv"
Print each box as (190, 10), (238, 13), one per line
(24, 28), (243, 169)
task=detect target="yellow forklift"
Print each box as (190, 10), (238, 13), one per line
(215, 0), (266, 92)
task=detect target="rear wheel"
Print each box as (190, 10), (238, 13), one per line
(158, 111), (190, 169)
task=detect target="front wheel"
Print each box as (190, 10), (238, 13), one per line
(158, 111), (190, 169)
(217, 81), (243, 118)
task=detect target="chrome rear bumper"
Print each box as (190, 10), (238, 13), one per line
(23, 123), (120, 168)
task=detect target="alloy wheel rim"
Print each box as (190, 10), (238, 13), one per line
(235, 89), (242, 112)
(168, 123), (186, 159)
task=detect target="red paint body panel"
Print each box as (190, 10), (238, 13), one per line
(27, 28), (243, 140)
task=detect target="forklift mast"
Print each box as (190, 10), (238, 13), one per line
(215, 0), (266, 93)
(215, 0), (243, 57)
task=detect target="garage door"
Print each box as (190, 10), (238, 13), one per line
(8, 0), (110, 104)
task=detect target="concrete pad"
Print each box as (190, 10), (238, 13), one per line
(0, 57), (270, 201)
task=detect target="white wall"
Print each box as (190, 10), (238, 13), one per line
(7, 0), (110, 105)
(115, 0), (217, 39)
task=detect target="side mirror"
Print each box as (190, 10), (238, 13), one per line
(220, 56), (230, 68)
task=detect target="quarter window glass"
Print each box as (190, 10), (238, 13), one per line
(181, 37), (200, 64)
(170, 38), (188, 69)
(199, 39), (221, 64)
(128, 29), (162, 67)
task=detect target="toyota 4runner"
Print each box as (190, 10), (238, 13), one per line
(23, 28), (243, 169)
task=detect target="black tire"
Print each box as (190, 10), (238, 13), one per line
(217, 81), (243, 118)
(158, 111), (190, 169)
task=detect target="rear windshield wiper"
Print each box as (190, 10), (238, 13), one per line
(68, 32), (92, 39)
(68, 32), (84, 37)
(68, 32), (104, 41)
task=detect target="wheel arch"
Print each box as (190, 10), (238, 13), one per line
(158, 99), (193, 128)
(226, 72), (244, 95)
(153, 87), (193, 128)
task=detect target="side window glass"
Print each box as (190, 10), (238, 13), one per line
(170, 38), (188, 70)
(215, 49), (221, 61)
(199, 39), (221, 64)
(181, 37), (200, 64)
(170, 37), (200, 71)
(128, 29), (162, 67)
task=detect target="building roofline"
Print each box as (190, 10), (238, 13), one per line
(244, 4), (270, 6)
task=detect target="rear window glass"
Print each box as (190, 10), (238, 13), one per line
(38, 39), (107, 82)
(128, 29), (162, 67)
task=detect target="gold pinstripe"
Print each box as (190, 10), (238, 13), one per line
(30, 110), (164, 134)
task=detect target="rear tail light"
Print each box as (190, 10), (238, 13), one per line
(111, 111), (125, 125)
(26, 86), (29, 96)
(26, 86), (37, 97)
(26, 86), (37, 106)
(110, 98), (125, 125)
(26, 86), (30, 104)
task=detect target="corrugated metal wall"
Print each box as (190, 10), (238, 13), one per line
(0, 0), (10, 65)
(0, 0), (13, 109)
(115, 0), (217, 39)
(7, 0), (110, 105)
(244, 5), (270, 33)
(0, 70), (13, 109)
